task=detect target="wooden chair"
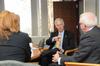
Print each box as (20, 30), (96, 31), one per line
(31, 48), (48, 60)
(64, 62), (100, 66)
(64, 48), (78, 55)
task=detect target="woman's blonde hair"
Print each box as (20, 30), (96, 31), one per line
(0, 11), (20, 39)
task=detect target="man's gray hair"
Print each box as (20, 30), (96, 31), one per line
(80, 12), (97, 27)
(54, 18), (64, 25)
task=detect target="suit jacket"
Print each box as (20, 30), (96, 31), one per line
(46, 30), (76, 51)
(61, 27), (100, 64)
(0, 32), (31, 62)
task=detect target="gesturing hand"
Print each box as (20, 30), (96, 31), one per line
(53, 36), (59, 41)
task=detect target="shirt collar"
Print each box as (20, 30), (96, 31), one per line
(59, 30), (64, 34)
(89, 26), (94, 31)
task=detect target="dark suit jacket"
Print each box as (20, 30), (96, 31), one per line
(46, 30), (76, 52)
(0, 32), (31, 62)
(61, 27), (100, 64)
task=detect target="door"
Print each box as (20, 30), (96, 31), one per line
(53, 1), (79, 45)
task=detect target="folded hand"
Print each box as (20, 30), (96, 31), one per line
(52, 51), (60, 62)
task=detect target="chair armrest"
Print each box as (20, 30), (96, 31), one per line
(39, 48), (48, 52)
(31, 48), (48, 60)
(64, 62), (100, 66)
(64, 48), (78, 55)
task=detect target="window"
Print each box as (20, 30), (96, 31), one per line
(4, 0), (32, 35)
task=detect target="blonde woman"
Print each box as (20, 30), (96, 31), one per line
(0, 11), (31, 62)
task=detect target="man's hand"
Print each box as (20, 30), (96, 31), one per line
(53, 36), (59, 41)
(52, 51), (60, 62)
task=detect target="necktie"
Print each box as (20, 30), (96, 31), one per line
(55, 33), (62, 48)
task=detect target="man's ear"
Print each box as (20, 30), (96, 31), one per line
(82, 23), (86, 28)
(84, 24), (87, 28)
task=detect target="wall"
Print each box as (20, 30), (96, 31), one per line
(97, 0), (100, 25)
(84, 0), (96, 14)
(41, 0), (48, 36)
(0, 0), (4, 11)
(31, 0), (99, 34)
(31, 0), (49, 44)
(1, 0), (100, 44)
(31, 0), (38, 36)
(79, 0), (83, 15)
(84, 0), (100, 25)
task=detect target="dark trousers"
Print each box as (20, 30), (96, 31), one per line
(39, 54), (52, 66)
(49, 62), (64, 66)
(39, 48), (60, 66)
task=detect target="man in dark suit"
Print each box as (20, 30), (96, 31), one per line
(50, 12), (100, 66)
(46, 30), (75, 51)
(39, 18), (76, 66)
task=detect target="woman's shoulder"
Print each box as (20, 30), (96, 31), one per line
(12, 32), (31, 42)
(15, 32), (29, 36)
(11, 32), (30, 40)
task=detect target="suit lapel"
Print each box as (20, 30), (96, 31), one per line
(63, 31), (68, 43)
(54, 32), (58, 37)
(62, 31), (69, 50)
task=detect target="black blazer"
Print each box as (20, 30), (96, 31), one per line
(46, 30), (76, 51)
(0, 32), (31, 62)
(61, 27), (100, 64)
